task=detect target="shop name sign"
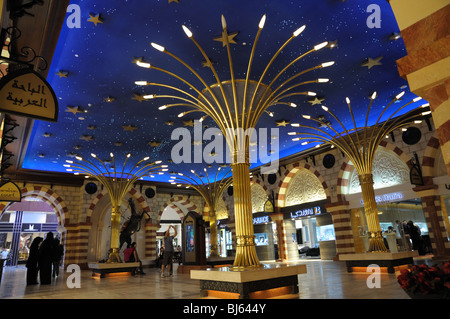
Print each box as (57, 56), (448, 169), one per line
(253, 215), (271, 225)
(22, 223), (42, 232)
(0, 181), (22, 202)
(360, 192), (403, 205)
(290, 206), (322, 219)
(0, 69), (58, 122)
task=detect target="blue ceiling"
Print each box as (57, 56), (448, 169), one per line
(22, 0), (425, 183)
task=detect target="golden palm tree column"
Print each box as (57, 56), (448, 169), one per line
(208, 208), (219, 257)
(358, 174), (387, 252)
(231, 160), (260, 267)
(107, 203), (122, 263)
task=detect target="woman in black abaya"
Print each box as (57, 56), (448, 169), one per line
(38, 232), (55, 285)
(26, 237), (43, 285)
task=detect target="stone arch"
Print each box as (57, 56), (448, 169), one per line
(85, 186), (149, 223)
(0, 185), (68, 227)
(337, 140), (413, 197)
(276, 162), (331, 209)
(421, 133), (443, 184)
(250, 182), (269, 213)
(157, 196), (198, 222)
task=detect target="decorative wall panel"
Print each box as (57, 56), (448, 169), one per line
(251, 183), (268, 213)
(285, 169), (326, 206)
(348, 148), (410, 194)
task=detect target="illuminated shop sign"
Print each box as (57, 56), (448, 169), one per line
(290, 206), (322, 219)
(360, 192), (403, 205)
(22, 223), (42, 232)
(253, 215), (271, 225)
(281, 199), (327, 220)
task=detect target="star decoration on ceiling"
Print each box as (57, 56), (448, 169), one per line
(80, 135), (94, 141)
(308, 97), (325, 105)
(122, 124), (138, 132)
(132, 93), (146, 102)
(87, 13), (103, 27)
(148, 141), (162, 147)
(165, 121), (174, 126)
(202, 59), (214, 68)
(132, 57), (144, 64)
(104, 96), (115, 103)
(74, 145), (82, 150)
(182, 119), (195, 127)
(87, 125), (97, 130)
(327, 40), (338, 49)
(276, 120), (290, 127)
(361, 56), (383, 69)
(213, 30), (239, 47)
(65, 106), (84, 115)
(56, 71), (68, 78)
(114, 141), (123, 146)
(168, 0), (180, 3)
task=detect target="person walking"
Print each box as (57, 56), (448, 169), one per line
(38, 232), (55, 285)
(161, 225), (177, 277)
(26, 237), (43, 285)
(52, 238), (64, 278)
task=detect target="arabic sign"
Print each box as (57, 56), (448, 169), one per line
(281, 199), (327, 220)
(22, 223), (42, 232)
(0, 69), (58, 122)
(0, 181), (22, 202)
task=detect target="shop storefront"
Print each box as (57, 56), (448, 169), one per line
(346, 184), (438, 254)
(205, 218), (233, 258)
(282, 199), (337, 260)
(252, 212), (278, 261)
(0, 200), (59, 266)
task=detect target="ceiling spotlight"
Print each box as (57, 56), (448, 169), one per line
(151, 42), (165, 52)
(314, 41), (328, 51)
(293, 25), (306, 37)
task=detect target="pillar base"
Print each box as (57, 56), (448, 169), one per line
(106, 248), (121, 263)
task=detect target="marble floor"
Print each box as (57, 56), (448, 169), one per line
(1, 257), (435, 300)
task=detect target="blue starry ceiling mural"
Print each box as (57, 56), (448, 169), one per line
(22, 0), (426, 183)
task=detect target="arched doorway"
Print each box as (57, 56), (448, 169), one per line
(0, 198), (62, 267)
(278, 164), (332, 260)
(157, 205), (183, 257)
(87, 189), (149, 263)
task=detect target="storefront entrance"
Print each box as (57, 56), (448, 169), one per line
(0, 199), (60, 266)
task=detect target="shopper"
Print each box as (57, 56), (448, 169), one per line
(161, 225), (177, 277)
(38, 232), (55, 285)
(52, 238), (64, 278)
(124, 242), (146, 275)
(26, 237), (43, 285)
(407, 220), (423, 254)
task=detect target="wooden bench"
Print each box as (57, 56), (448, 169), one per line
(88, 262), (141, 278)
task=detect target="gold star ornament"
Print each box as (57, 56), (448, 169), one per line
(88, 13), (103, 27)
(122, 125), (138, 132)
(308, 97), (325, 105)
(56, 71), (68, 78)
(148, 141), (162, 147)
(361, 56), (383, 69)
(276, 120), (290, 127)
(65, 106), (84, 115)
(132, 93), (146, 102)
(213, 30), (239, 47)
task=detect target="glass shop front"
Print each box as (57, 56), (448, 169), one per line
(0, 200), (59, 266)
(252, 212), (278, 261)
(346, 184), (446, 255)
(282, 199), (336, 260)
